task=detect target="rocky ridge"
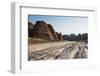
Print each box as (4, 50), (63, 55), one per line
(28, 21), (63, 41)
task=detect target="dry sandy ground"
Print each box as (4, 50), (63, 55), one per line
(28, 41), (75, 54)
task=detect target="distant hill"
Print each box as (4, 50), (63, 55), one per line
(63, 33), (88, 42)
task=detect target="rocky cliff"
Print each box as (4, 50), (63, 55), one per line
(28, 21), (63, 41)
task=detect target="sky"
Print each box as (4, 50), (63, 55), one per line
(28, 15), (88, 35)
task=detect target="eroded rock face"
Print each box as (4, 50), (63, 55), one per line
(47, 24), (59, 40)
(28, 21), (63, 41)
(58, 33), (63, 41)
(28, 22), (34, 37)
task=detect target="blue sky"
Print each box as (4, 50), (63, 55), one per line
(28, 15), (88, 35)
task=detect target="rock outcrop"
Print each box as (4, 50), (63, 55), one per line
(28, 42), (88, 60)
(28, 22), (34, 37)
(28, 21), (63, 41)
(47, 24), (59, 40)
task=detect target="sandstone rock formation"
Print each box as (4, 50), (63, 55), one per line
(47, 24), (59, 40)
(58, 32), (63, 41)
(28, 21), (63, 41)
(28, 22), (34, 37)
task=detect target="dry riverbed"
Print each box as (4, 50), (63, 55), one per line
(28, 41), (88, 61)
